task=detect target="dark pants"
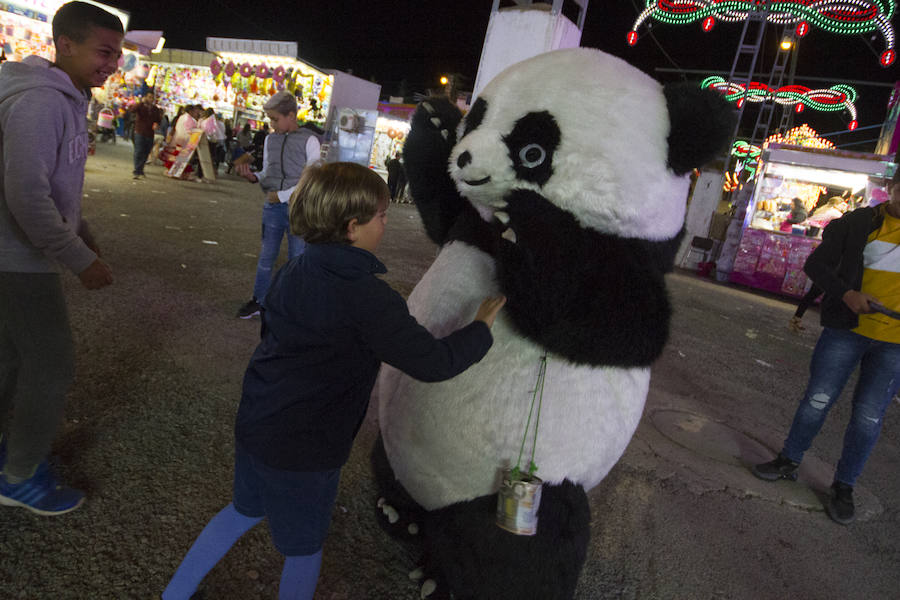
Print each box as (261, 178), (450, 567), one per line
(0, 272), (75, 479)
(133, 133), (154, 176)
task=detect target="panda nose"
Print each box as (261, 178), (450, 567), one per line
(456, 151), (472, 169)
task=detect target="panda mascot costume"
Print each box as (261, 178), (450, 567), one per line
(373, 48), (734, 599)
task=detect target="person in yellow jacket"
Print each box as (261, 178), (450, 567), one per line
(754, 172), (900, 525)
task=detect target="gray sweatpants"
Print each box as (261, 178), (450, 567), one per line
(0, 272), (74, 479)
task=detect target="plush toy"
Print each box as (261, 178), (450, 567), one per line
(373, 48), (734, 600)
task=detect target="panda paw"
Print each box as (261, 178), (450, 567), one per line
(376, 496), (423, 540)
(494, 188), (576, 245)
(409, 568), (451, 599)
(407, 97), (462, 157)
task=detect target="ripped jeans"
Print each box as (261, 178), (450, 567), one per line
(782, 327), (900, 486)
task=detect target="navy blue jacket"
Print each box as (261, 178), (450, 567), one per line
(235, 243), (493, 471)
(804, 206), (885, 330)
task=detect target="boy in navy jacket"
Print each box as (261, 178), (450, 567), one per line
(164, 162), (505, 599)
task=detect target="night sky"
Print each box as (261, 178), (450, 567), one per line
(105, 0), (897, 151)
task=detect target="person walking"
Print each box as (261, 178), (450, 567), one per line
(753, 171), (900, 525)
(234, 92), (321, 319)
(0, 1), (121, 516)
(385, 152), (402, 201)
(162, 161), (504, 600)
(129, 91), (162, 180)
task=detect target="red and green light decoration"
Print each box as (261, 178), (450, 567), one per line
(627, 1), (897, 67)
(702, 76), (859, 130)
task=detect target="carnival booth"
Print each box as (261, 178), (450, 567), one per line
(729, 143), (893, 297)
(369, 102), (414, 172)
(142, 39), (333, 130)
(0, 0), (128, 63)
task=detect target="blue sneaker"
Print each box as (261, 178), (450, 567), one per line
(0, 461), (85, 516)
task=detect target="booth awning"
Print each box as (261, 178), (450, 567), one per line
(124, 30), (163, 56)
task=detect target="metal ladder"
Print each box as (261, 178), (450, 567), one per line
(747, 25), (792, 147)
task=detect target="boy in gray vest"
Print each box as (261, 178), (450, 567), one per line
(235, 91), (320, 318)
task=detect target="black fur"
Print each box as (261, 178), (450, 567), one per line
(373, 435), (590, 600)
(664, 82), (737, 175)
(402, 97), (466, 245)
(462, 97), (488, 137)
(496, 189), (674, 367)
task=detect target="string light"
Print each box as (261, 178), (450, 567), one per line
(702, 76), (859, 129)
(732, 125), (835, 178)
(628, 0), (896, 66)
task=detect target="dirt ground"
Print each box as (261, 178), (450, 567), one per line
(1, 141), (898, 600)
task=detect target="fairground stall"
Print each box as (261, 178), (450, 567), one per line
(140, 39), (333, 132)
(369, 102), (414, 172)
(0, 0), (128, 62)
(206, 37), (332, 129)
(729, 143), (893, 297)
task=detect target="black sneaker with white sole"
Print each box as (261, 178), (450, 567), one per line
(236, 299), (260, 319)
(752, 453), (800, 481)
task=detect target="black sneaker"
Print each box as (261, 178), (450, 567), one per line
(826, 481), (855, 525)
(752, 453), (800, 481)
(236, 299), (260, 319)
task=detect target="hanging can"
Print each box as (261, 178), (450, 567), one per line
(495, 469), (542, 536)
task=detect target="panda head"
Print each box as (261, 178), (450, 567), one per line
(449, 48), (734, 240)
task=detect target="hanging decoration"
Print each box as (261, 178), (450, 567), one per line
(627, 0), (896, 66)
(239, 62), (253, 78)
(701, 76), (859, 130)
(224, 61), (236, 77)
(210, 58), (221, 77)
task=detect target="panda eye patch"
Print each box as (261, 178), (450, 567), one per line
(519, 144), (546, 168)
(504, 111), (560, 186)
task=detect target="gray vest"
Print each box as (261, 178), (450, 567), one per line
(259, 129), (315, 193)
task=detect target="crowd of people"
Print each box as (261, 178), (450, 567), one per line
(93, 95), (243, 181)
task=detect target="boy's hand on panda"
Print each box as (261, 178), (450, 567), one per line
(474, 295), (507, 328)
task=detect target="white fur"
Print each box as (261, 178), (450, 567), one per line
(379, 243), (648, 510)
(380, 49), (678, 511)
(450, 48), (690, 241)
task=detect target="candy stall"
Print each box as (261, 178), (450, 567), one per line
(140, 39), (333, 132)
(0, 0), (128, 62)
(729, 143), (893, 297)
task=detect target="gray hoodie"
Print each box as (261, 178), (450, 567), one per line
(0, 55), (97, 274)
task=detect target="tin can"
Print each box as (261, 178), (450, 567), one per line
(495, 469), (542, 536)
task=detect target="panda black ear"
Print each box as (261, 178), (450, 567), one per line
(664, 82), (737, 176)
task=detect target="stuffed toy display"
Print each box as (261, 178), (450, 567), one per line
(373, 48), (735, 599)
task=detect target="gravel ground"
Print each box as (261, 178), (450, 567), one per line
(1, 142), (898, 600)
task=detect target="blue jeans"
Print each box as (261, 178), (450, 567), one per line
(253, 202), (306, 304)
(782, 327), (900, 486)
(132, 133), (154, 176)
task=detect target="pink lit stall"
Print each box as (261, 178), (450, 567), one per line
(729, 144), (893, 297)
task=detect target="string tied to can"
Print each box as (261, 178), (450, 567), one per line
(510, 354), (547, 480)
(496, 355), (548, 536)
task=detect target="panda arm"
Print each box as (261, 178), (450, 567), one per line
(402, 98), (467, 246)
(495, 189), (672, 367)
